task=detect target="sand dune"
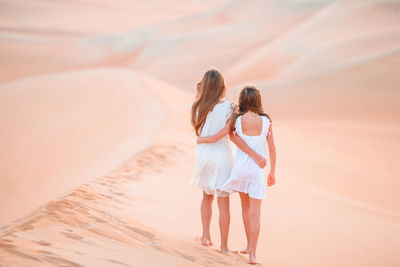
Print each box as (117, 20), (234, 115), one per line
(0, 74), (252, 267)
(0, 0), (228, 34)
(0, 0), (228, 82)
(226, 0), (400, 83)
(259, 51), (400, 216)
(0, 68), (164, 227)
(1, 0), (400, 266)
(90, 0), (400, 88)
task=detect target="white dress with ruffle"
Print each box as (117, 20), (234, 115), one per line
(191, 102), (234, 197)
(221, 115), (270, 199)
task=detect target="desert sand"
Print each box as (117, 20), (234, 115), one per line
(1, 0), (399, 266)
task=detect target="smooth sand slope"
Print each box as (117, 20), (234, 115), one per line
(0, 0), (228, 82)
(1, 0), (400, 266)
(0, 68), (165, 227)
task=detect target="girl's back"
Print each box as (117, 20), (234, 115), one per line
(199, 102), (232, 141)
(220, 112), (270, 200)
(240, 113), (264, 137)
(235, 113), (269, 159)
(192, 101), (234, 194)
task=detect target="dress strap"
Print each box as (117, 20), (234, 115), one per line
(235, 116), (243, 135)
(262, 116), (270, 136)
(225, 102), (234, 120)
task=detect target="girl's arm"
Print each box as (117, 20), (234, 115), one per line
(229, 131), (267, 168)
(197, 123), (229, 144)
(196, 118), (268, 169)
(196, 121), (267, 168)
(266, 125), (276, 186)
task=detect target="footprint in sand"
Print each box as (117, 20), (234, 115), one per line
(107, 259), (132, 266)
(42, 255), (83, 267)
(124, 225), (156, 240)
(0, 243), (42, 263)
(33, 240), (52, 246)
(150, 243), (197, 263)
(59, 231), (84, 240)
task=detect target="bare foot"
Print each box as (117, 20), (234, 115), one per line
(201, 237), (212, 246)
(249, 254), (261, 265)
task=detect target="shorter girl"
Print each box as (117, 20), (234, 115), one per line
(197, 85), (276, 265)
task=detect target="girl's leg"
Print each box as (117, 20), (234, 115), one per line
(239, 192), (251, 254)
(201, 191), (214, 246)
(217, 194), (230, 253)
(249, 197), (262, 264)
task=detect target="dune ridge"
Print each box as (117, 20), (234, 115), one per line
(0, 74), (252, 267)
(0, 68), (165, 227)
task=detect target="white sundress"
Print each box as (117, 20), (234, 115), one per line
(191, 102), (234, 197)
(221, 115), (270, 200)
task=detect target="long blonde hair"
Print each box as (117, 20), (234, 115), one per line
(191, 69), (226, 136)
(229, 85), (272, 132)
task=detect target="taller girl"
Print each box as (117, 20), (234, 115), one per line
(191, 69), (265, 253)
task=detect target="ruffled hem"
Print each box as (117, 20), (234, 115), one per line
(220, 179), (265, 199)
(191, 166), (231, 191)
(190, 181), (229, 197)
(191, 175), (224, 190)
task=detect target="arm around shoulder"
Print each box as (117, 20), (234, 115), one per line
(197, 123), (230, 144)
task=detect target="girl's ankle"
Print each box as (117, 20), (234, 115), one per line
(201, 233), (211, 239)
(221, 244), (229, 249)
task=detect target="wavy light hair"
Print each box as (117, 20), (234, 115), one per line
(191, 69), (226, 136)
(229, 85), (272, 132)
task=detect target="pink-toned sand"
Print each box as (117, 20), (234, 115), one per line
(1, 0), (399, 266)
